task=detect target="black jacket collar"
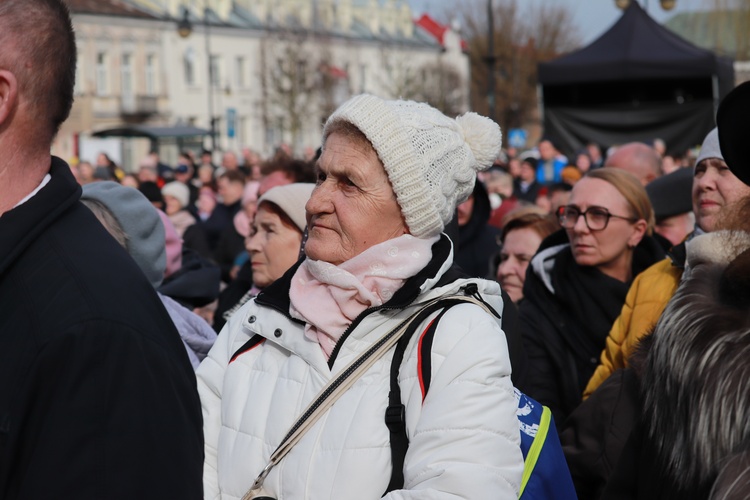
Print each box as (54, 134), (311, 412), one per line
(0, 157), (80, 275)
(255, 234), (462, 317)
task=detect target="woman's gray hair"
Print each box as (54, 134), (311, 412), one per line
(80, 198), (129, 249)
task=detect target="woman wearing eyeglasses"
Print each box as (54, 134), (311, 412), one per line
(518, 167), (664, 426)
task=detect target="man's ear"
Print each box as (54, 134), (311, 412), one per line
(0, 69), (18, 127)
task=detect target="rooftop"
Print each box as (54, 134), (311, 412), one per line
(64, 0), (156, 19)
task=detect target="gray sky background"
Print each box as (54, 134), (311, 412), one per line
(410, 0), (708, 45)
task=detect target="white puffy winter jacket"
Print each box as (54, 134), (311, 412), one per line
(197, 238), (523, 499)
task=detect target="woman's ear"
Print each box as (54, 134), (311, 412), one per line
(628, 219), (648, 248)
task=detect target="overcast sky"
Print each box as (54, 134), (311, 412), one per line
(410, 0), (708, 45)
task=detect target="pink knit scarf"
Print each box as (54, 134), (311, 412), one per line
(289, 234), (438, 359)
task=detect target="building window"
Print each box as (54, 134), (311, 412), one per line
(184, 48), (195, 86)
(235, 56), (245, 88)
(96, 52), (108, 96)
(121, 54), (133, 93)
(121, 53), (134, 109)
(146, 54), (157, 95)
(210, 55), (220, 87)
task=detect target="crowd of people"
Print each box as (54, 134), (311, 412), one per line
(7, 1), (750, 499)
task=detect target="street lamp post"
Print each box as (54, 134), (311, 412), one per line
(485, 0), (496, 123)
(178, 6), (216, 152)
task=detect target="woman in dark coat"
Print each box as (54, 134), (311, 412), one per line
(519, 168), (664, 426)
(455, 178), (501, 278)
(599, 229), (750, 500)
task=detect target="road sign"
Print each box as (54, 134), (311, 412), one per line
(227, 108), (236, 139)
(508, 128), (527, 149)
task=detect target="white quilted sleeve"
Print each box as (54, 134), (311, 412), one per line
(385, 303), (524, 499)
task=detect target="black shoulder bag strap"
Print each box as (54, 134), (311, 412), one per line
(383, 290), (498, 495)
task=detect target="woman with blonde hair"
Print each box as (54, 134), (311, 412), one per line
(519, 167), (664, 424)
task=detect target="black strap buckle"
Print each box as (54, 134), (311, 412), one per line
(385, 404), (405, 429)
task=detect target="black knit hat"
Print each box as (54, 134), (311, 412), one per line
(717, 81), (750, 186)
(522, 157), (538, 170)
(138, 181), (164, 207)
(645, 167), (693, 223)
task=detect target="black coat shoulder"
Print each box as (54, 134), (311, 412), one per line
(0, 161), (203, 499)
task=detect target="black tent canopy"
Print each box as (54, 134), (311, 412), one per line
(537, 1), (734, 157)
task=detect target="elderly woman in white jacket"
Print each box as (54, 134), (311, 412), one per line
(197, 94), (524, 499)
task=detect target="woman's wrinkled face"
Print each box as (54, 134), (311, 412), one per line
(497, 227), (542, 303)
(692, 158), (750, 232)
(304, 132), (408, 265)
(566, 177), (645, 277)
(245, 204), (303, 289)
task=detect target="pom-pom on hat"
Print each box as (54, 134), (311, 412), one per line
(323, 94), (502, 238)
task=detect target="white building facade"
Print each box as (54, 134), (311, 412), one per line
(57, 0), (470, 170)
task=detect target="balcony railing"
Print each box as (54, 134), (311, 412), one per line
(120, 94), (158, 117)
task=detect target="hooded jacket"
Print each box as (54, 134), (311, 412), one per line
(160, 293), (217, 369)
(456, 180), (502, 278)
(197, 235), (524, 499)
(0, 158), (203, 499)
(519, 230), (664, 425)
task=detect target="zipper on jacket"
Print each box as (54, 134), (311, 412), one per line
(259, 287), (413, 370)
(327, 301), (415, 369)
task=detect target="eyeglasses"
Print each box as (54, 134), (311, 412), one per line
(556, 205), (637, 231)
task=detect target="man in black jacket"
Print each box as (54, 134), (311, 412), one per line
(0, 1), (203, 498)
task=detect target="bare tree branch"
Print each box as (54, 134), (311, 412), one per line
(449, 0), (581, 135)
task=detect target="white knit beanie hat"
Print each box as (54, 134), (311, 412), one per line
(695, 127), (723, 168)
(323, 94), (502, 239)
(161, 181), (190, 209)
